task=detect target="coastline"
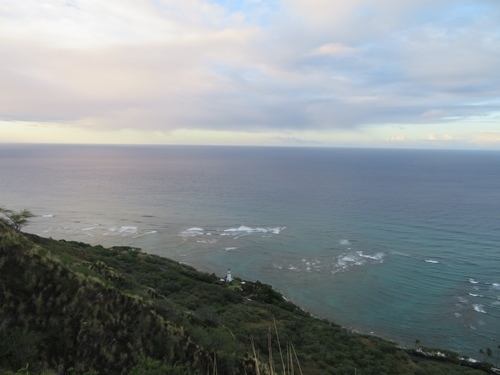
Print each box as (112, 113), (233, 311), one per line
(0, 221), (496, 374)
(184, 257), (488, 367)
(24, 221), (495, 363)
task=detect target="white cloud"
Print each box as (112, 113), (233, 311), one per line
(0, 0), (499, 147)
(309, 43), (355, 57)
(427, 133), (455, 142)
(471, 131), (500, 143)
(385, 135), (406, 142)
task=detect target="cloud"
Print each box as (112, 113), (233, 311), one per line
(308, 43), (355, 57)
(471, 131), (500, 144)
(0, 0), (499, 142)
(0, 0), (234, 48)
(419, 110), (448, 121)
(385, 135), (406, 142)
(428, 133), (455, 141)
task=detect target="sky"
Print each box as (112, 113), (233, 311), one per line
(0, 0), (499, 149)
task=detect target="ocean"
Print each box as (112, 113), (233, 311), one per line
(1, 144), (499, 358)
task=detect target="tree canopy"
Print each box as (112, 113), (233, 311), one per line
(0, 207), (35, 231)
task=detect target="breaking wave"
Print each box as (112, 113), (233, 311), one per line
(223, 225), (285, 234)
(179, 225), (286, 238)
(179, 228), (204, 237)
(473, 304), (486, 314)
(271, 251), (385, 275)
(468, 293), (483, 297)
(109, 226), (138, 234)
(331, 251), (385, 274)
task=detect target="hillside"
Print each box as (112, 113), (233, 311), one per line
(0, 221), (493, 374)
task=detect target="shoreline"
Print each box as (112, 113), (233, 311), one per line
(183, 257), (488, 366)
(25, 228), (488, 362)
(1, 222), (495, 374)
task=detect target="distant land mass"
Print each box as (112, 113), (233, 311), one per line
(0, 219), (496, 374)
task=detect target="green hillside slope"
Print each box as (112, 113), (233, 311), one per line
(0, 221), (492, 374)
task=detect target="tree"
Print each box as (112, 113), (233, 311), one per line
(0, 207), (35, 231)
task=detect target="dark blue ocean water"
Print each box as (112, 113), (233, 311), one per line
(1, 144), (499, 358)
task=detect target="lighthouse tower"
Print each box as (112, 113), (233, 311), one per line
(226, 267), (232, 283)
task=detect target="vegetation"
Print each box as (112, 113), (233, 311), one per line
(0, 219), (496, 374)
(0, 207), (35, 231)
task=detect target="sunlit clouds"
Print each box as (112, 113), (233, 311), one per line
(0, 0), (499, 148)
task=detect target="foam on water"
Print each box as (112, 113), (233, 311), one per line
(109, 226), (138, 234)
(468, 293), (483, 297)
(357, 251), (384, 261)
(35, 217), (160, 242)
(179, 228), (204, 237)
(458, 296), (468, 304)
(425, 259), (440, 264)
(223, 225), (286, 234)
(332, 251), (385, 272)
(270, 249), (386, 275)
(473, 304), (487, 314)
(179, 225), (285, 239)
(197, 239), (217, 244)
(469, 278), (479, 284)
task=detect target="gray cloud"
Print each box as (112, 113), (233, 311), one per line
(0, 0), (499, 135)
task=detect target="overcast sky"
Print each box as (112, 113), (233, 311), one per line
(1, 0), (499, 148)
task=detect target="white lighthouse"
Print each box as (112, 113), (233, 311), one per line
(226, 267), (232, 283)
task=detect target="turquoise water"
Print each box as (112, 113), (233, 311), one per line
(1, 144), (499, 358)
